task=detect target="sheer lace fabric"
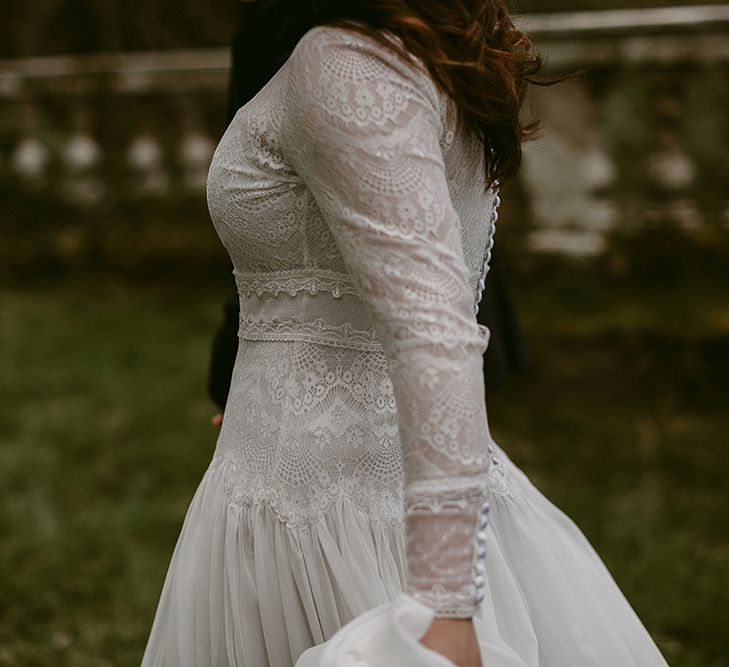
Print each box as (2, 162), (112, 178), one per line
(207, 25), (498, 617)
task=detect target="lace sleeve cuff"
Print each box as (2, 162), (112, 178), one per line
(404, 475), (491, 618)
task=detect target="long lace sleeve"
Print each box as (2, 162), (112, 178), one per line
(282, 26), (492, 618)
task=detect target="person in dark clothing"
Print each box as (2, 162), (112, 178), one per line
(207, 1), (529, 415)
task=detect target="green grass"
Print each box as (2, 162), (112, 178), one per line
(0, 282), (221, 666)
(0, 272), (727, 666)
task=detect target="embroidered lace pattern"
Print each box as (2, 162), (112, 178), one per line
(206, 24), (509, 618)
(210, 339), (512, 529)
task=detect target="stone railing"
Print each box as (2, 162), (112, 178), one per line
(0, 48), (229, 203)
(1, 5), (728, 265)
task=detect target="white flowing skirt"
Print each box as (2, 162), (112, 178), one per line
(140, 443), (669, 667)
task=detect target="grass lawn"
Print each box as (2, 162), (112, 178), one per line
(0, 270), (727, 666)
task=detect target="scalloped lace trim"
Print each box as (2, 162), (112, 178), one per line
(211, 443), (513, 530)
(409, 583), (480, 619)
(233, 268), (359, 299)
(238, 315), (382, 351)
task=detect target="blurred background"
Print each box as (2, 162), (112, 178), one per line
(1, 1), (728, 665)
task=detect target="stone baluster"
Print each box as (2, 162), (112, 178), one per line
(127, 122), (169, 196)
(178, 99), (215, 192)
(60, 105), (105, 205)
(521, 77), (618, 257)
(644, 90), (698, 230)
(11, 99), (50, 186)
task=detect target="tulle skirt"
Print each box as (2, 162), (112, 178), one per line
(140, 443), (669, 667)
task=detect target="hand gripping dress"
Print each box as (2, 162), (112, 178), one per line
(141, 25), (669, 667)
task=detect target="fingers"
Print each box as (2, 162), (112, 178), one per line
(211, 413), (224, 428)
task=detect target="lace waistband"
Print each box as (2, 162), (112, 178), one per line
(234, 268), (490, 352)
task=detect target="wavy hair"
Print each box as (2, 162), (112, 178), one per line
(235, 0), (547, 189)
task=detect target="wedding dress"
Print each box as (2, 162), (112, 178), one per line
(141, 25), (669, 667)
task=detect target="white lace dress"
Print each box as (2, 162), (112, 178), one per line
(141, 25), (669, 667)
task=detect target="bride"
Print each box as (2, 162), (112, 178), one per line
(141, 1), (669, 665)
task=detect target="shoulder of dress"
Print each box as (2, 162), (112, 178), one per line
(293, 24), (394, 54)
(288, 24), (446, 129)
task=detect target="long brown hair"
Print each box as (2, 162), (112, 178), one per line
(235, 0), (546, 189)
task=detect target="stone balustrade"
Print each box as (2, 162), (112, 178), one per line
(0, 5), (728, 263)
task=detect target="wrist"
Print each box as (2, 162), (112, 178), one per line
(430, 616), (475, 626)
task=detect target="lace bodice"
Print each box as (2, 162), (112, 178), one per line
(206, 25), (502, 619)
